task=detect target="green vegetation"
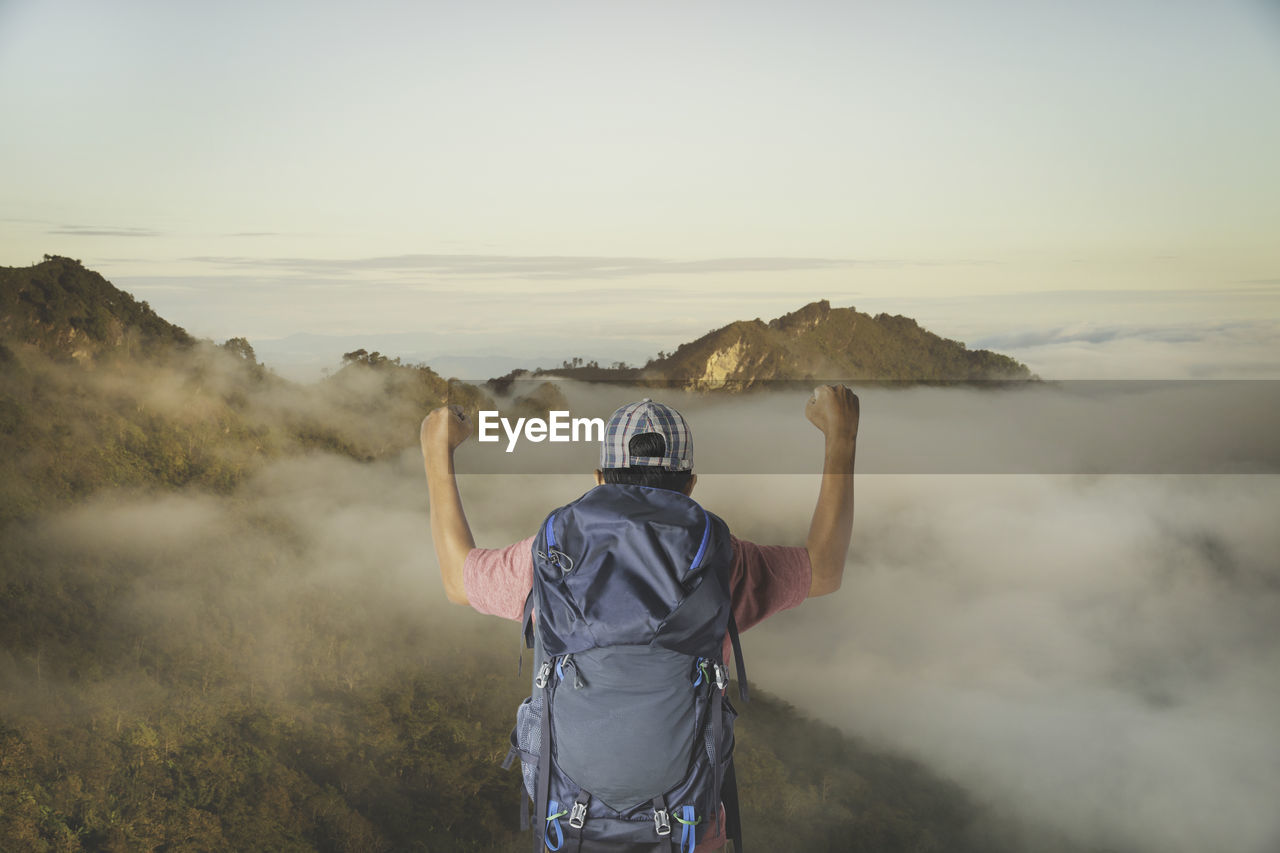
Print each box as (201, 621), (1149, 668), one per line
(0, 256), (193, 360)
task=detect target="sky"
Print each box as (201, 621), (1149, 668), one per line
(2, 0), (1278, 378)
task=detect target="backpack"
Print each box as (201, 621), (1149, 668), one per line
(503, 483), (749, 852)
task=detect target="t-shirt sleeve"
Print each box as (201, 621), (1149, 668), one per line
(728, 535), (812, 632)
(462, 535), (535, 621)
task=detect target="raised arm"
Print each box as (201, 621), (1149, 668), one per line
(803, 384), (860, 597)
(421, 405), (476, 605)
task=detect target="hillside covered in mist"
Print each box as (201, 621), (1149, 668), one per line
(0, 256), (504, 525)
(0, 258), (1042, 851)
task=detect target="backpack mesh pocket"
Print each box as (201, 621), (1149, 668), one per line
(514, 695), (544, 799)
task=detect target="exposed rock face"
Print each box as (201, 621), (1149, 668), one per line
(697, 338), (752, 390)
(645, 301), (1032, 388)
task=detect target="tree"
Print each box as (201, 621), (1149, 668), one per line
(221, 337), (257, 363)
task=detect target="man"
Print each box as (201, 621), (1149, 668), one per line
(421, 385), (859, 850)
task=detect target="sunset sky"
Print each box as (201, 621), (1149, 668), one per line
(2, 0), (1278, 378)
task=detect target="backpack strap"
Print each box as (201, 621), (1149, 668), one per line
(533, 671), (554, 852)
(544, 799), (568, 851)
(708, 688), (724, 830)
(523, 509), (554, 664)
(674, 805), (700, 853)
(727, 610), (749, 703)
(522, 586), (536, 648)
(722, 758), (743, 852)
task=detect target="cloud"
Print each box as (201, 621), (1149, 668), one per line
(180, 253), (967, 281)
(1233, 278), (1280, 290)
(4, 372), (1278, 852)
(47, 224), (163, 238)
(974, 321), (1270, 350)
(453, 379), (1280, 475)
(723, 472), (1280, 853)
(975, 321), (1280, 380)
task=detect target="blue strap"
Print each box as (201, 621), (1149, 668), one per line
(675, 805), (699, 853)
(692, 657), (708, 687)
(690, 508), (712, 570)
(545, 800), (566, 851)
(543, 512), (558, 548)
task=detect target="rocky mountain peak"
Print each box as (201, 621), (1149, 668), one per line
(768, 299), (832, 334)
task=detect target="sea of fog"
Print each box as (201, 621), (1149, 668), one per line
(11, 380), (1278, 853)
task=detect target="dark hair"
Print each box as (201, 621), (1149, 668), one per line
(599, 432), (694, 493)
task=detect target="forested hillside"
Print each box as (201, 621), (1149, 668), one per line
(0, 255), (193, 360)
(1, 259), (1044, 851)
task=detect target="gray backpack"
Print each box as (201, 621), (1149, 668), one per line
(503, 483), (748, 852)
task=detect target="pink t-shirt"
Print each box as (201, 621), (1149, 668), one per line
(463, 534), (811, 850)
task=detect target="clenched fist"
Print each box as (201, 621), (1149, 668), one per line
(420, 404), (473, 458)
(804, 384), (860, 442)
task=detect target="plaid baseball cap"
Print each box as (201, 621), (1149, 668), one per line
(600, 398), (693, 471)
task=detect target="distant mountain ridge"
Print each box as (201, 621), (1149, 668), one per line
(2, 258), (1032, 386)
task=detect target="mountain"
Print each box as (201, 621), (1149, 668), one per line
(0, 259), (493, 524)
(644, 300), (1033, 388)
(528, 299), (1033, 388)
(0, 255), (193, 361)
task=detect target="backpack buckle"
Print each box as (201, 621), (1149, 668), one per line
(653, 808), (671, 836)
(569, 801), (587, 829)
(547, 548), (574, 573)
